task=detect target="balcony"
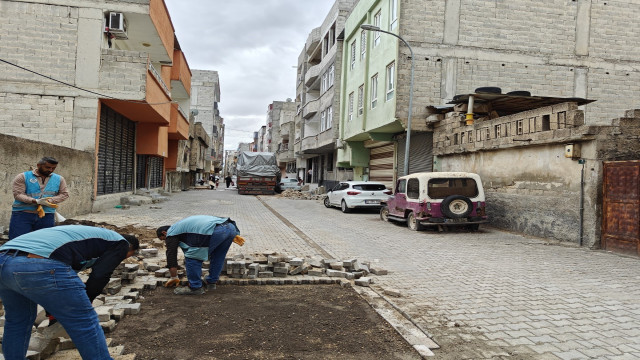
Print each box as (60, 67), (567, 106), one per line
(170, 49), (191, 99)
(169, 103), (189, 140)
(280, 122), (293, 138)
(108, 0), (174, 64)
(305, 63), (321, 87)
(302, 98), (319, 119)
(305, 28), (321, 56)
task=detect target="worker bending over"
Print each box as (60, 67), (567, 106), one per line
(157, 215), (244, 295)
(0, 225), (139, 360)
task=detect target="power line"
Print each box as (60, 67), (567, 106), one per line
(0, 57), (175, 105)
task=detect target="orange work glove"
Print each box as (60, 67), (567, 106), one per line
(233, 235), (245, 246)
(164, 277), (180, 288)
(36, 205), (45, 218)
(36, 198), (57, 208)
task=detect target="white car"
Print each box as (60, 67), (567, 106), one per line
(279, 178), (301, 191)
(324, 181), (391, 213)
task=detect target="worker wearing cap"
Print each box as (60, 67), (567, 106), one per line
(9, 156), (69, 239)
(0, 225), (139, 360)
(157, 215), (244, 295)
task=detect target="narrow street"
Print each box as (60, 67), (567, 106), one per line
(75, 189), (640, 360)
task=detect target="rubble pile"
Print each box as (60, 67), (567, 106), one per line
(276, 189), (326, 200)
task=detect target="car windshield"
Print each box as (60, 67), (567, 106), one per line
(352, 184), (386, 191)
(427, 178), (478, 199)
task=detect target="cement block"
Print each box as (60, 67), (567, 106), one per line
(124, 264), (139, 272)
(258, 271), (273, 278)
(114, 303), (141, 315)
(290, 257), (304, 266)
(100, 319), (117, 333)
(355, 277), (372, 287)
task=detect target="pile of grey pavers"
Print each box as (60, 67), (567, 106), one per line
(0, 241), (388, 359)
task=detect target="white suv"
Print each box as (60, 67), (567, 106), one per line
(324, 181), (392, 213)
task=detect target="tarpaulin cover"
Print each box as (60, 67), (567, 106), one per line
(237, 152), (280, 177)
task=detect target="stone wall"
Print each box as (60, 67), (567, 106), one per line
(433, 105), (640, 248)
(0, 133), (94, 231)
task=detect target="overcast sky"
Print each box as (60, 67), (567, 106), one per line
(164, 0), (335, 151)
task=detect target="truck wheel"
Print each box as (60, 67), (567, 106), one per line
(341, 200), (351, 213)
(441, 195), (473, 218)
(324, 197), (331, 208)
(407, 212), (422, 231)
(380, 206), (389, 222)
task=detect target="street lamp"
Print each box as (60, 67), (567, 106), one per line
(361, 24), (414, 176)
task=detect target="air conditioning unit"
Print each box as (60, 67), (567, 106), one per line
(105, 12), (128, 40)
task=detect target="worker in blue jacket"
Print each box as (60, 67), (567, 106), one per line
(157, 215), (244, 295)
(0, 225), (139, 360)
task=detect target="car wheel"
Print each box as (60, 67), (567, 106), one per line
(341, 200), (350, 213)
(441, 195), (473, 218)
(380, 206), (389, 222)
(407, 212), (422, 231)
(323, 197), (331, 208)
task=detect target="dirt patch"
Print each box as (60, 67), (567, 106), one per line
(110, 284), (421, 360)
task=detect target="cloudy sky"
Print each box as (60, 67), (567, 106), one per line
(164, 0), (335, 151)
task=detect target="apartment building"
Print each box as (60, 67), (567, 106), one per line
(0, 0), (192, 204)
(339, 0), (640, 188)
(269, 100), (297, 175)
(191, 70), (225, 175)
(294, 0), (356, 187)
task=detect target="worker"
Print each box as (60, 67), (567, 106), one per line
(0, 225), (139, 360)
(9, 156), (69, 239)
(156, 215), (244, 295)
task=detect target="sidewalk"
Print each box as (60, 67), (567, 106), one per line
(75, 189), (640, 359)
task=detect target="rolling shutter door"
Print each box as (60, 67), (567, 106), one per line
(97, 105), (135, 195)
(369, 144), (395, 189)
(397, 132), (433, 176)
(136, 155), (164, 189)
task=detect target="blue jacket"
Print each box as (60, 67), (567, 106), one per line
(165, 215), (239, 266)
(0, 225), (131, 301)
(12, 172), (61, 213)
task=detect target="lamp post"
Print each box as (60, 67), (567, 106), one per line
(361, 24), (414, 176)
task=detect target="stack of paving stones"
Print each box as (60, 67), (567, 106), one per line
(0, 240), (388, 359)
(276, 189), (326, 200)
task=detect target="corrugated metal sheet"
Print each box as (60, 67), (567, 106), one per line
(369, 144), (395, 189)
(397, 132), (433, 176)
(97, 105), (135, 195)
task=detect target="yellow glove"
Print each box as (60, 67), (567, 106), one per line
(164, 277), (180, 288)
(36, 198), (57, 208)
(233, 235), (245, 246)
(36, 205), (45, 218)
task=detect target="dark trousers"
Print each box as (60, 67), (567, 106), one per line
(9, 211), (55, 239)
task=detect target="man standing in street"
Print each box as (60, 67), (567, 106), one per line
(0, 225), (140, 360)
(157, 215), (244, 295)
(9, 157), (69, 239)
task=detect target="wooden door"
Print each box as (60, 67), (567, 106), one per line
(602, 161), (640, 256)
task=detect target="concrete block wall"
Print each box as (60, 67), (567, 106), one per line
(0, 133), (94, 230)
(590, 1), (640, 61)
(98, 49), (148, 94)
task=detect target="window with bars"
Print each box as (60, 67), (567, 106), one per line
(374, 11), (382, 47)
(360, 30), (367, 60)
(358, 84), (364, 116)
(350, 41), (356, 70)
(348, 92), (354, 121)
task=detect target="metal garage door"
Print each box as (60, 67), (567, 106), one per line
(602, 160), (640, 256)
(397, 132), (433, 176)
(136, 155), (165, 189)
(369, 143), (395, 189)
(97, 105), (135, 195)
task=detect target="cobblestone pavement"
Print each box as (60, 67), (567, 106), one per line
(75, 189), (640, 360)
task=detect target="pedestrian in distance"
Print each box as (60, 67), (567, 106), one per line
(0, 225), (140, 360)
(225, 174), (232, 188)
(9, 157), (69, 239)
(156, 215), (245, 295)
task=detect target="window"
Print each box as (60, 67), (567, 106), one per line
(321, 73), (327, 93)
(427, 178), (479, 199)
(390, 0), (398, 30)
(360, 30), (367, 60)
(516, 120), (524, 135)
(407, 178), (420, 199)
(328, 64), (335, 88)
(374, 11), (382, 47)
(350, 41), (356, 70)
(348, 92), (354, 121)
(396, 179), (406, 193)
(485, 127), (490, 140)
(358, 84), (364, 116)
(386, 62), (395, 101)
(371, 74), (378, 108)
(327, 106), (333, 129)
(320, 110), (327, 132)
(467, 130), (473, 142)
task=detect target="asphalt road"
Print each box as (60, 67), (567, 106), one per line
(74, 188), (640, 360)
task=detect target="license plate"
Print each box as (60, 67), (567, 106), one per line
(365, 200), (380, 204)
(447, 218), (467, 223)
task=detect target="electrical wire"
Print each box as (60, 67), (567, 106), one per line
(0, 57), (176, 105)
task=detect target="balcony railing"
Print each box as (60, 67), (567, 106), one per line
(149, 62), (170, 97)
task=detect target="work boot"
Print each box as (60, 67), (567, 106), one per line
(173, 286), (204, 295)
(204, 280), (217, 290)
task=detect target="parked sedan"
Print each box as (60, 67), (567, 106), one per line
(324, 181), (391, 213)
(279, 178), (301, 191)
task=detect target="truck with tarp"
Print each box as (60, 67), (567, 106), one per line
(236, 152), (281, 195)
